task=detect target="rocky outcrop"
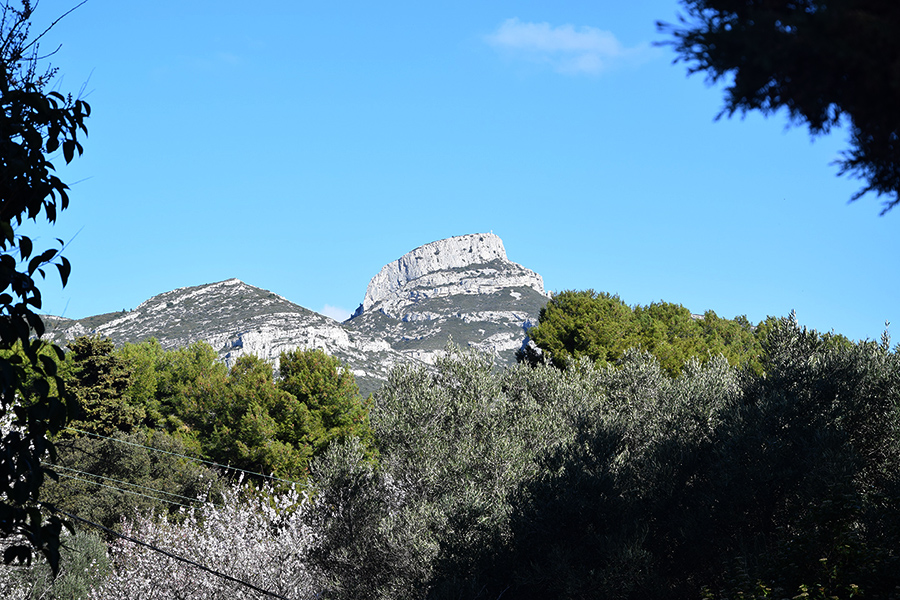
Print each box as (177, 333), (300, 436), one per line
(362, 233), (500, 311)
(47, 233), (551, 393)
(347, 233), (550, 366)
(357, 233), (545, 314)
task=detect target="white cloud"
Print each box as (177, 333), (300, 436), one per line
(320, 304), (352, 322)
(485, 18), (657, 75)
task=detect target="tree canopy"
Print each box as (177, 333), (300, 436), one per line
(302, 321), (900, 600)
(278, 347), (374, 459)
(659, 1), (900, 213)
(522, 289), (764, 376)
(102, 340), (374, 482)
(6, 319), (900, 598)
(65, 336), (142, 436)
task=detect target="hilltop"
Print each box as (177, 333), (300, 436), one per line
(46, 233), (550, 393)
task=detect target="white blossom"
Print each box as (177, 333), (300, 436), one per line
(91, 481), (314, 600)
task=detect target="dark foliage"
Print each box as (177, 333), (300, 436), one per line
(65, 336), (143, 436)
(309, 317), (900, 600)
(0, 0), (88, 571)
(40, 430), (226, 533)
(498, 318), (900, 599)
(660, 1), (900, 213)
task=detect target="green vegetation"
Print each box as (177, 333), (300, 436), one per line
(116, 339), (228, 438)
(277, 348), (374, 461)
(65, 336), (142, 436)
(1, 529), (110, 599)
(521, 289), (769, 376)
(305, 317), (900, 599)
(50, 338), (374, 486)
(5, 305), (899, 600)
(40, 430), (225, 532)
(0, 0), (89, 571)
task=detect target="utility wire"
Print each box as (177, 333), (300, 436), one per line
(64, 427), (304, 486)
(44, 463), (202, 504)
(44, 504), (297, 600)
(53, 472), (195, 510)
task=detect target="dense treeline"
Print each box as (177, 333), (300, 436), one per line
(302, 315), (900, 599)
(67, 337), (373, 481)
(3, 311), (899, 599)
(2, 336), (374, 540)
(521, 290), (851, 377)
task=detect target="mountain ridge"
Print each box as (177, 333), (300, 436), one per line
(46, 234), (550, 393)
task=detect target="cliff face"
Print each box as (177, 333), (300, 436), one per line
(47, 233), (550, 393)
(361, 233), (528, 312)
(348, 233), (550, 366)
(357, 233), (545, 316)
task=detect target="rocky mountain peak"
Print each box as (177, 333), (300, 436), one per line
(360, 233), (510, 313)
(356, 233), (546, 319)
(345, 233), (549, 368)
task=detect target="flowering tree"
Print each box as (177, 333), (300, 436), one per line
(90, 482), (314, 600)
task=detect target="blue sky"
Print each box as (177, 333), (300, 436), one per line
(24, 0), (899, 343)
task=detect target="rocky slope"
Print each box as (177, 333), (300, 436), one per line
(45, 279), (408, 394)
(347, 233), (549, 366)
(47, 233), (550, 393)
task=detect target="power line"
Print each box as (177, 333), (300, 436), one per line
(53, 472), (195, 510)
(44, 504), (297, 600)
(45, 463), (203, 504)
(63, 427), (304, 486)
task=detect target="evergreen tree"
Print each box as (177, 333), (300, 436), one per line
(523, 290), (763, 376)
(65, 336), (142, 436)
(278, 348), (374, 458)
(206, 354), (314, 481)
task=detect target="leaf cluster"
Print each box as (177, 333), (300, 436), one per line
(0, 0), (88, 572)
(659, 0), (900, 212)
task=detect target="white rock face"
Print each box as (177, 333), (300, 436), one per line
(361, 233), (543, 312)
(348, 233), (550, 369)
(359, 233), (546, 317)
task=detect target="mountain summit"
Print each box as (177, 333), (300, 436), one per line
(347, 233), (549, 366)
(355, 232), (546, 317)
(47, 233), (550, 393)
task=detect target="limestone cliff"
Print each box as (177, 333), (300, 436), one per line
(361, 233), (532, 311)
(348, 233), (550, 366)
